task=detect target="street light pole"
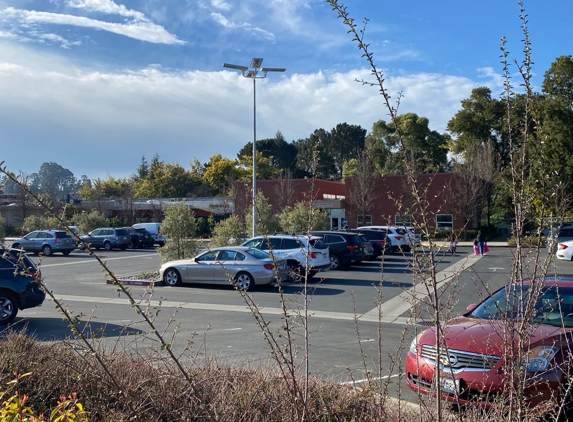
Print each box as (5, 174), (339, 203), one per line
(223, 58), (286, 238)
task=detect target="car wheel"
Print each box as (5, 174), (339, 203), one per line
(104, 242), (112, 251)
(330, 254), (342, 270)
(62, 251), (71, 256)
(235, 272), (254, 291)
(163, 269), (182, 287)
(0, 292), (18, 325)
(42, 245), (52, 256)
(127, 242), (134, 249)
(287, 262), (302, 282)
(12, 243), (22, 250)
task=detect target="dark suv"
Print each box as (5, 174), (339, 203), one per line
(348, 228), (393, 258)
(0, 248), (46, 324)
(79, 228), (131, 251)
(12, 230), (76, 256)
(124, 227), (154, 249)
(310, 231), (364, 270)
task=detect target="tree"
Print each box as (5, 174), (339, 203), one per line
(447, 87), (510, 168)
(21, 215), (62, 233)
(293, 129), (337, 179)
(134, 155), (150, 181)
(448, 140), (500, 230)
(245, 193), (281, 235)
(135, 162), (202, 198)
(273, 169), (295, 210)
(74, 210), (108, 234)
(202, 154), (246, 195)
(327, 123), (367, 178)
(237, 131), (299, 176)
(278, 201), (330, 233)
(374, 113), (449, 174)
(237, 151), (280, 181)
(344, 152), (379, 227)
(157, 201), (198, 262)
(210, 214), (247, 247)
(29, 162), (81, 207)
(542, 55), (573, 110)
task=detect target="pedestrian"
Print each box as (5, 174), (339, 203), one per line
(477, 231), (486, 255)
(449, 240), (458, 256)
(473, 239), (479, 256)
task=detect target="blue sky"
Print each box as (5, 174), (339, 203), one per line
(0, 0), (571, 180)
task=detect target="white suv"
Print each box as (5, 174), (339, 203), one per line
(241, 234), (330, 281)
(357, 226), (410, 252)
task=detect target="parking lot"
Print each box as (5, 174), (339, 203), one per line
(6, 244), (571, 403)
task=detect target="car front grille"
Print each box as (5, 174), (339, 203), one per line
(421, 345), (501, 371)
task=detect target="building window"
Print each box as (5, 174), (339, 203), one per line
(395, 214), (412, 226)
(357, 215), (372, 226)
(436, 214), (453, 231)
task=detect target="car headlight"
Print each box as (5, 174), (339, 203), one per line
(409, 331), (427, 355)
(522, 346), (558, 373)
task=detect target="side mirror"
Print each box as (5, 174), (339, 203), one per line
(467, 304), (478, 313)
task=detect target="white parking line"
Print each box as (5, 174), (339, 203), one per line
(39, 254), (155, 267)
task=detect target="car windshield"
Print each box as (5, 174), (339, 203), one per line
(469, 284), (573, 327)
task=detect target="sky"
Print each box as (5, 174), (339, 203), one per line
(0, 0), (571, 181)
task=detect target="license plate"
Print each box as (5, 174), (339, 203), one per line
(439, 377), (460, 395)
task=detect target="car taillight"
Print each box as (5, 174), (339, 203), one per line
(31, 269), (41, 279)
(346, 245), (358, 251)
(263, 263), (275, 270)
(54, 233), (59, 244)
(395, 236), (402, 241)
(309, 252), (317, 258)
(376, 241), (385, 246)
(559, 243), (569, 250)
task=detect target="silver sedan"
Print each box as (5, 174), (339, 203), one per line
(159, 247), (288, 290)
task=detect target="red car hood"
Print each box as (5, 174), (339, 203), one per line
(420, 316), (572, 356)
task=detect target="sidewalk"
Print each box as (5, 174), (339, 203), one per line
(421, 237), (509, 248)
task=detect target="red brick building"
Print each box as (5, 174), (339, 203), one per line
(234, 173), (467, 231)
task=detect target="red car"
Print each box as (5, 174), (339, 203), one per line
(405, 277), (573, 415)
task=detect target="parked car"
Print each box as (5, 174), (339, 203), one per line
(356, 234), (374, 261)
(357, 226), (410, 253)
(132, 223), (166, 247)
(348, 228), (392, 258)
(79, 228), (131, 251)
(0, 248), (46, 324)
(310, 231), (364, 270)
(241, 234), (330, 281)
(12, 230), (76, 256)
(556, 240), (573, 261)
(405, 276), (573, 415)
(123, 227), (154, 249)
(159, 246), (288, 290)
(546, 226), (573, 253)
(403, 226), (422, 247)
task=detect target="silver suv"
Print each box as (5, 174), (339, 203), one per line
(241, 234), (330, 281)
(12, 230), (76, 256)
(79, 228), (131, 251)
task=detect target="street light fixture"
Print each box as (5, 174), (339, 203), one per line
(223, 58), (286, 238)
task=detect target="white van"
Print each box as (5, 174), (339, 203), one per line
(132, 223), (166, 246)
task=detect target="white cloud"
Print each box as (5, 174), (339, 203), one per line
(0, 43), (497, 179)
(211, 11), (274, 40)
(211, 0), (231, 12)
(0, 6), (184, 44)
(68, 0), (147, 20)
